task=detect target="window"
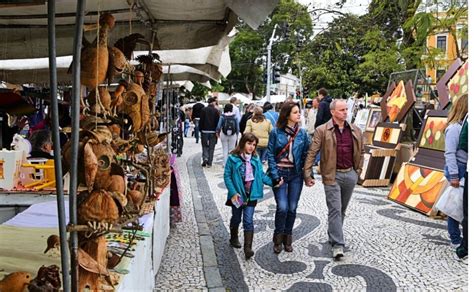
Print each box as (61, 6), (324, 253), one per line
(436, 35), (447, 53)
(436, 69), (446, 82)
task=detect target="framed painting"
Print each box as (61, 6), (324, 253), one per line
(411, 110), (448, 170)
(381, 80), (416, 123)
(436, 58), (467, 110)
(372, 122), (403, 149)
(366, 108), (382, 132)
(354, 108), (370, 132)
(388, 162), (448, 216)
(359, 145), (397, 187)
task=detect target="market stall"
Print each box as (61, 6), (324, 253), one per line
(0, 1), (279, 290)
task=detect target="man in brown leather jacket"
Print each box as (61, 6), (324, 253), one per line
(303, 99), (364, 260)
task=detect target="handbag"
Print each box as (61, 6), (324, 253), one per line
(434, 181), (464, 222)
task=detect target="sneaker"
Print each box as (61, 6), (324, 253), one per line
(206, 164), (212, 168)
(332, 246), (344, 259)
(450, 243), (461, 251)
(202, 161), (207, 167)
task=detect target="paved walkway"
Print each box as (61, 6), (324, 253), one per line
(155, 137), (468, 291)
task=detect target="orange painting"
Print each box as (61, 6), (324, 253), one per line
(388, 163), (448, 215)
(448, 61), (468, 105)
(386, 80), (408, 122)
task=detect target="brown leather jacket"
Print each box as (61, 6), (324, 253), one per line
(303, 119), (364, 185)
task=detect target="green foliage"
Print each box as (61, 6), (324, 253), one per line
(222, 0), (313, 96)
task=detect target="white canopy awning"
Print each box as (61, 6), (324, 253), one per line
(0, 0), (278, 59)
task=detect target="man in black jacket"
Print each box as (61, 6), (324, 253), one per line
(200, 97), (220, 167)
(315, 88), (333, 128)
(192, 102), (205, 143)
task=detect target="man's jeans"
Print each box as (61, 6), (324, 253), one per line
(230, 205), (255, 232)
(257, 147), (268, 163)
(444, 162), (467, 245)
(323, 169), (358, 247)
(193, 118), (200, 143)
(273, 167), (304, 235)
(201, 132), (217, 165)
(221, 134), (238, 166)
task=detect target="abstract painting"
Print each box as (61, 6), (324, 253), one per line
(436, 58), (467, 109)
(359, 146), (397, 187)
(418, 116), (448, 151)
(372, 123), (403, 149)
(447, 61), (468, 105)
(381, 80), (416, 123)
(388, 162), (448, 216)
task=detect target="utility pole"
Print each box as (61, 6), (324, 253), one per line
(266, 24), (278, 99)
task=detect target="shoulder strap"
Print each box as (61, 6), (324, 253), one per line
(276, 127), (300, 159)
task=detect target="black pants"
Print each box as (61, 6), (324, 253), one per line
(461, 172), (468, 251)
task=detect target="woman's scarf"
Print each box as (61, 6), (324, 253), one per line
(283, 124), (299, 163)
(241, 153), (254, 193)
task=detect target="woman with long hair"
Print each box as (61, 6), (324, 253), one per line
(245, 106), (272, 163)
(444, 94), (468, 252)
(267, 101), (310, 253)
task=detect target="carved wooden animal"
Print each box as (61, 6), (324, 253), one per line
(28, 265), (61, 292)
(80, 13), (115, 88)
(0, 271), (32, 292)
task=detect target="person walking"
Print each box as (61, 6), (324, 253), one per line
(267, 101), (310, 254)
(240, 103), (255, 135)
(303, 99), (364, 260)
(263, 101), (279, 127)
(443, 94), (468, 252)
(217, 104), (239, 166)
(224, 133), (274, 259)
(192, 102), (205, 143)
(199, 97), (220, 167)
(306, 98), (319, 137)
(245, 106), (272, 163)
(315, 88), (333, 128)
(229, 96), (242, 122)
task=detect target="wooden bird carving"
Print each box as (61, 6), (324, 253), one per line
(28, 265), (61, 292)
(0, 271), (32, 292)
(80, 13), (115, 89)
(44, 234), (60, 254)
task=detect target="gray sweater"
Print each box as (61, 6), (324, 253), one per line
(444, 122), (468, 179)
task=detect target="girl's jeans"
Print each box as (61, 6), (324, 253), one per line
(230, 205), (255, 232)
(273, 167), (304, 235)
(257, 147), (268, 162)
(444, 162), (467, 245)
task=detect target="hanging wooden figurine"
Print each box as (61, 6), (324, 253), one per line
(80, 13), (115, 88)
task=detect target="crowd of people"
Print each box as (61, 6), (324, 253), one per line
(181, 89), (468, 263)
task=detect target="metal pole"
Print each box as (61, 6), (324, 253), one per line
(70, 0), (86, 290)
(266, 24), (278, 99)
(47, 1), (70, 291)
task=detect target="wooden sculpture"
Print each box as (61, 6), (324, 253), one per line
(80, 13), (115, 89)
(0, 271), (32, 292)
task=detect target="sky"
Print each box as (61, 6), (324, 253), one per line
(296, 0), (371, 33)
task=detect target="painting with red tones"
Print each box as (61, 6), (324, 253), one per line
(447, 61), (468, 105)
(418, 116), (447, 151)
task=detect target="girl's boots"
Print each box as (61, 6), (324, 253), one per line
(283, 234), (293, 252)
(244, 231), (254, 259)
(229, 226), (241, 248)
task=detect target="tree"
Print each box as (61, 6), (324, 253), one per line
(222, 0), (313, 97)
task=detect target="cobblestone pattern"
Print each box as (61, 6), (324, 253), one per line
(154, 138), (207, 290)
(198, 143), (468, 291)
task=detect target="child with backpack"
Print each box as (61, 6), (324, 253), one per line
(224, 132), (277, 259)
(217, 104), (239, 166)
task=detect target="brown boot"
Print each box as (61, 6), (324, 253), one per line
(244, 231), (254, 259)
(229, 226), (241, 248)
(283, 234), (293, 252)
(273, 233), (284, 254)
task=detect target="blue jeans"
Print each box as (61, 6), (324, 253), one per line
(257, 147), (268, 162)
(230, 205), (255, 232)
(273, 167), (304, 235)
(444, 162), (467, 244)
